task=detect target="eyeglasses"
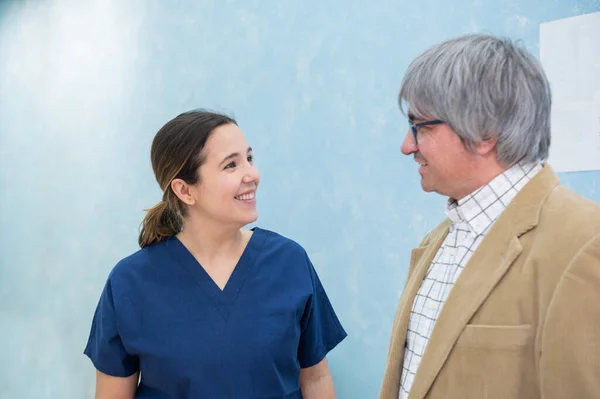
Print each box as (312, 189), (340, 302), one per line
(409, 119), (444, 144)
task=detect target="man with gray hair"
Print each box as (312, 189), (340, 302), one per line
(379, 33), (600, 398)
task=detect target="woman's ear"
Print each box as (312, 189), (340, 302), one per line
(171, 178), (196, 206)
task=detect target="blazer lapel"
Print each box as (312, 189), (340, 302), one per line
(379, 221), (451, 398)
(407, 164), (560, 399)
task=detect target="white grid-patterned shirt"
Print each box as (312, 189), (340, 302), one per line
(399, 162), (543, 398)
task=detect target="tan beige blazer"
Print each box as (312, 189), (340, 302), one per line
(379, 164), (600, 399)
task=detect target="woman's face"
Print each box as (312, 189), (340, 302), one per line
(187, 123), (260, 227)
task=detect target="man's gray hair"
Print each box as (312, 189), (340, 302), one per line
(398, 33), (552, 165)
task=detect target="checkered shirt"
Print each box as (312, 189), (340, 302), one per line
(399, 162), (543, 398)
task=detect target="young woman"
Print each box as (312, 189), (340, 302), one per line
(84, 110), (347, 398)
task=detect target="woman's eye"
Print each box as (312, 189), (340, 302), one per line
(247, 155), (253, 163)
(224, 161), (236, 169)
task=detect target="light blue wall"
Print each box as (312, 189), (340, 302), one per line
(1, 1), (598, 398)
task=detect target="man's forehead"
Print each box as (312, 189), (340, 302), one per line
(407, 105), (435, 121)
(407, 111), (427, 122)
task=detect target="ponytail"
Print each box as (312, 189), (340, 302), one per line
(138, 198), (183, 248)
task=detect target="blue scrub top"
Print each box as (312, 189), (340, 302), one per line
(84, 227), (347, 398)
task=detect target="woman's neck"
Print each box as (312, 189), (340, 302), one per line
(177, 217), (246, 262)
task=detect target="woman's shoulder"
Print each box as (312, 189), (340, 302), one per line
(248, 227), (311, 269)
(107, 238), (172, 288)
(253, 226), (306, 251)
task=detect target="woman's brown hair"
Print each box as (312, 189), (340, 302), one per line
(138, 110), (237, 248)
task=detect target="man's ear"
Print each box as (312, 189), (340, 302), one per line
(475, 137), (497, 156)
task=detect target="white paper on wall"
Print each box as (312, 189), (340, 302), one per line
(540, 12), (600, 173)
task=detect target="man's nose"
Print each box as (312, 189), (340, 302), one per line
(401, 130), (417, 155)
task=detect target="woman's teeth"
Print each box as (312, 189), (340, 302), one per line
(235, 192), (255, 200)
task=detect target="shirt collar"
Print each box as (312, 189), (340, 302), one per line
(445, 162), (543, 235)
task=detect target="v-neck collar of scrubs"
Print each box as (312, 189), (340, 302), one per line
(166, 227), (267, 321)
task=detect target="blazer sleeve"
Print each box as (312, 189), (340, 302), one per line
(539, 233), (600, 398)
